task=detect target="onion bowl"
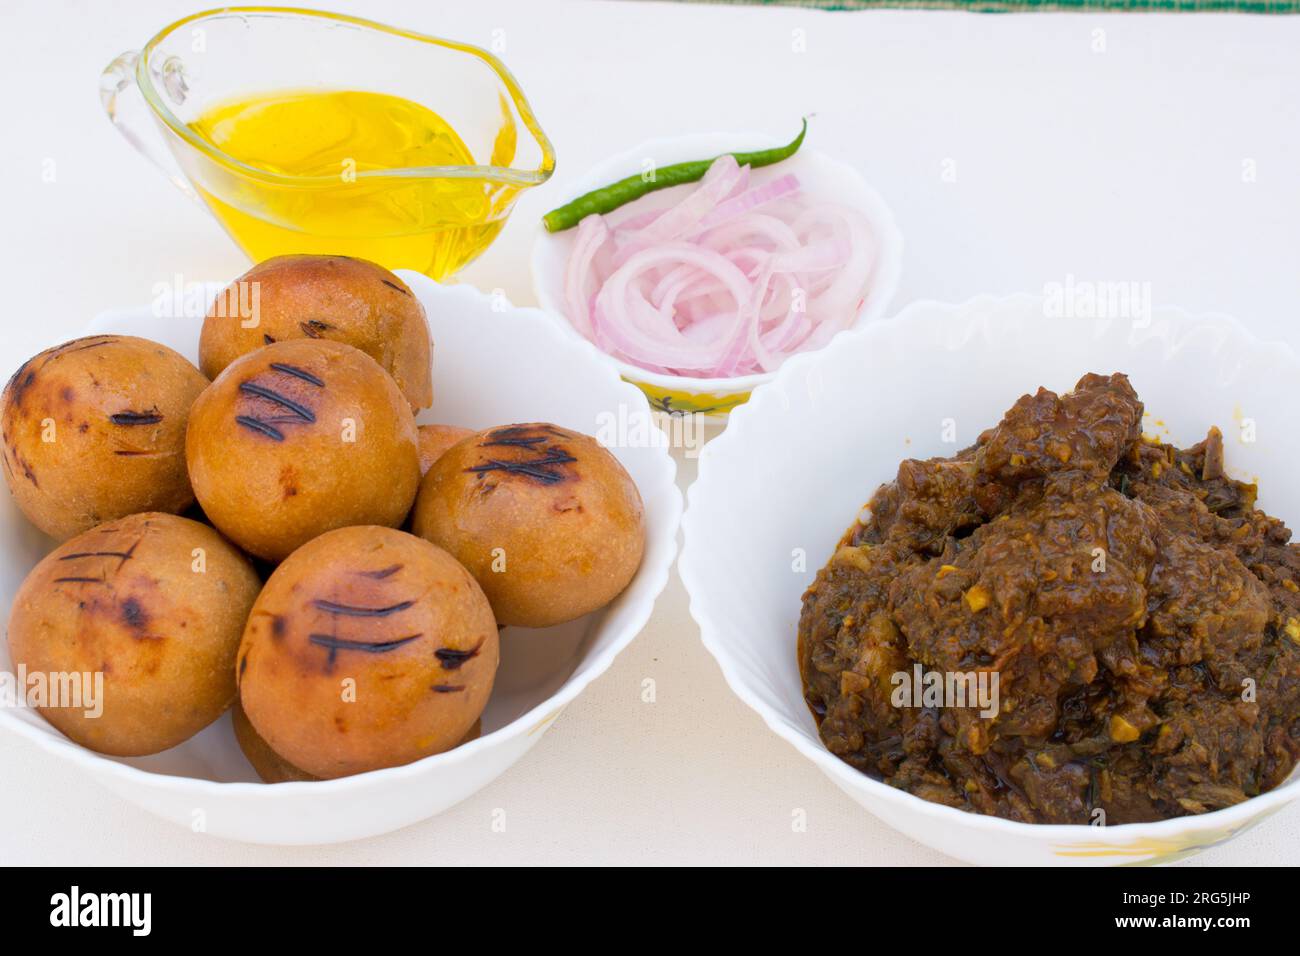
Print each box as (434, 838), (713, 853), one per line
(681, 294), (1300, 865)
(531, 131), (903, 417)
(0, 273), (681, 845)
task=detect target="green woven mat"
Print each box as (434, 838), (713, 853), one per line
(685, 0), (1299, 11)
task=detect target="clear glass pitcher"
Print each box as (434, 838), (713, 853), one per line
(100, 7), (555, 280)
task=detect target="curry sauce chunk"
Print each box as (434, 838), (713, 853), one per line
(798, 373), (1300, 824)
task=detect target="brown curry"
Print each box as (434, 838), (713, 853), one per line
(798, 373), (1300, 824)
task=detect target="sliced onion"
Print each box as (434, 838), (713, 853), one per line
(560, 155), (876, 378)
(696, 173), (800, 231)
(563, 214), (609, 339)
(628, 154), (747, 244)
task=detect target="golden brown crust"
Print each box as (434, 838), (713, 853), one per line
(411, 424), (646, 628)
(1, 335), (208, 540)
(232, 701), (319, 783)
(236, 526), (498, 779)
(233, 701), (482, 783)
(199, 255), (433, 410)
(6, 512), (261, 756)
(416, 424), (472, 476)
(185, 339), (420, 562)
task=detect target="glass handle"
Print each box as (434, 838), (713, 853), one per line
(99, 50), (204, 206)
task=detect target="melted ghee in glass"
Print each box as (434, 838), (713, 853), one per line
(190, 90), (519, 279)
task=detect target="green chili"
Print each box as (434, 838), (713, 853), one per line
(541, 119), (809, 233)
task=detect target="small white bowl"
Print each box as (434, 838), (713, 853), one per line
(681, 294), (1300, 865)
(0, 273), (682, 845)
(531, 130), (903, 417)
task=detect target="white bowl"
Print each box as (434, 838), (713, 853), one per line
(531, 130), (903, 416)
(681, 294), (1300, 865)
(0, 273), (681, 845)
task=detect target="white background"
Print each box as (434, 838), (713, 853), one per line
(2, 0), (1298, 865)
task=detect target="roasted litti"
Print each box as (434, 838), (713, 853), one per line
(237, 526), (498, 779)
(6, 512), (261, 756)
(1, 335), (208, 540)
(233, 701), (481, 784)
(417, 424), (472, 476)
(185, 339), (420, 562)
(232, 702), (319, 783)
(199, 255), (433, 410)
(411, 424), (646, 628)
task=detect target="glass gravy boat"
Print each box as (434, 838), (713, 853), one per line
(100, 7), (555, 280)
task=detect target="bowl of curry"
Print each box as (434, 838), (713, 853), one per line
(682, 294), (1300, 865)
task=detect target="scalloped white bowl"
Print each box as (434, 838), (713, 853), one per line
(531, 130), (903, 416)
(681, 294), (1300, 865)
(0, 272), (681, 845)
